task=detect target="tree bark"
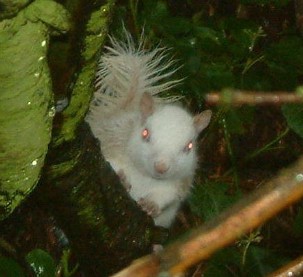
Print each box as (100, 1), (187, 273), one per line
(0, 0), (70, 220)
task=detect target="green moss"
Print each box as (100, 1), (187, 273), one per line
(0, 0), (30, 19)
(0, 0), (70, 219)
(53, 1), (115, 146)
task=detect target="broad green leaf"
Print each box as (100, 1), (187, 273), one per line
(25, 249), (56, 277)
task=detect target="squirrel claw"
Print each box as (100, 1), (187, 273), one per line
(118, 170), (132, 192)
(138, 197), (161, 217)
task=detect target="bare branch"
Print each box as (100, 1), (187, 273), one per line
(112, 157), (303, 276)
(206, 90), (303, 106)
(267, 255), (303, 277)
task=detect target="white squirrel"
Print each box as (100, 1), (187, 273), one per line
(86, 31), (212, 228)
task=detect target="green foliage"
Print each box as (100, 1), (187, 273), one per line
(204, 245), (289, 276)
(0, 248), (77, 277)
(265, 37), (303, 90)
(26, 249), (57, 277)
(224, 107), (255, 135)
(282, 104), (303, 139)
(134, 2), (259, 94)
(60, 250), (79, 277)
(0, 257), (25, 277)
(189, 181), (242, 220)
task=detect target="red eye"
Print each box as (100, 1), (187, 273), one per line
(142, 128), (150, 141)
(184, 141), (193, 152)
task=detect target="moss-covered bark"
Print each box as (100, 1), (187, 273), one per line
(42, 123), (167, 275)
(0, 0), (30, 19)
(52, 1), (114, 146)
(0, 0), (70, 219)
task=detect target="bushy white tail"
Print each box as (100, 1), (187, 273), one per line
(86, 30), (183, 162)
(91, 31), (181, 113)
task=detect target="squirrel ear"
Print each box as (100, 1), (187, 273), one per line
(193, 109), (212, 134)
(140, 92), (155, 122)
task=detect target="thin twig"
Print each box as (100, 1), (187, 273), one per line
(266, 255), (303, 277)
(206, 90), (303, 106)
(244, 128), (290, 161)
(112, 157), (303, 276)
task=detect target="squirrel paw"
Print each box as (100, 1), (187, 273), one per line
(138, 197), (161, 218)
(118, 170), (132, 192)
(153, 244), (164, 254)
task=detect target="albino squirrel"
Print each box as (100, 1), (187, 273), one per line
(86, 31), (212, 228)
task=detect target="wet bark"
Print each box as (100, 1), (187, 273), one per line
(0, 0), (70, 220)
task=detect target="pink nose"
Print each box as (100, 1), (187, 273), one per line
(154, 161), (169, 174)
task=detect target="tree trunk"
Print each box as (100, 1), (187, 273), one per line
(0, 0), (70, 220)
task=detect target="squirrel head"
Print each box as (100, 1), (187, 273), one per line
(127, 93), (212, 180)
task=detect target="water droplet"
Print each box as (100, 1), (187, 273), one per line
(295, 173), (303, 182)
(189, 38), (196, 46)
(48, 106), (56, 117)
(27, 101), (31, 105)
(31, 159), (38, 166)
(41, 40), (46, 47)
(38, 56), (44, 62)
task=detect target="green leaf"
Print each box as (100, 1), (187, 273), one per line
(282, 104), (303, 139)
(189, 181), (242, 220)
(204, 245), (289, 277)
(243, 246), (289, 276)
(224, 107), (255, 135)
(204, 247), (242, 277)
(0, 257), (25, 277)
(265, 37), (303, 89)
(25, 249), (56, 277)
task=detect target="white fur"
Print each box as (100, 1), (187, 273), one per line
(86, 31), (211, 228)
(127, 105), (198, 180)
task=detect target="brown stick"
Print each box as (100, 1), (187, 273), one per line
(266, 255), (303, 277)
(111, 157), (303, 276)
(206, 90), (303, 105)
